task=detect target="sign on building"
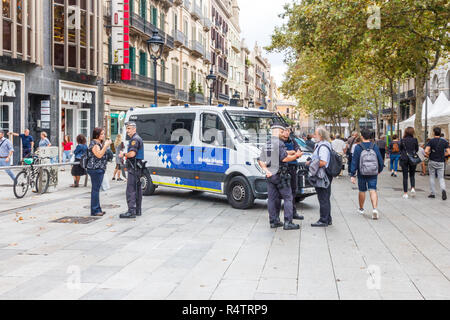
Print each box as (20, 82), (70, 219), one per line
(111, 0), (130, 65)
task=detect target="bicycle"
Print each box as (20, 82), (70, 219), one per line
(13, 155), (50, 199)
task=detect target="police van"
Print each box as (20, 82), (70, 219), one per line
(123, 105), (316, 209)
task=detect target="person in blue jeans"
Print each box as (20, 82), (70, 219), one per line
(86, 128), (112, 216)
(0, 131), (15, 181)
(351, 128), (384, 220)
(388, 134), (401, 177)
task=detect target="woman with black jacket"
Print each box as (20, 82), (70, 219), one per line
(400, 127), (419, 199)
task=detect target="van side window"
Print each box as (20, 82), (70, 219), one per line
(201, 113), (227, 146)
(135, 115), (161, 143)
(160, 113), (196, 145)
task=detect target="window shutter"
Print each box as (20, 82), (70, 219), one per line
(130, 47), (136, 74)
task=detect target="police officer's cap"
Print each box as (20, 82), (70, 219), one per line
(271, 121), (287, 130)
(125, 121), (137, 128)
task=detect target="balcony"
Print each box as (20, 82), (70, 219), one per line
(189, 93), (206, 104)
(130, 13), (174, 50)
(189, 40), (205, 57)
(202, 17), (212, 31)
(173, 29), (188, 47)
(204, 51), (212, 64)
(160, 0), (174, 7)
(113, 73), (176, 96)
(218, 93), (229, 104)
(190, 2), (202, 20)
(175, 89), (189, 102)
(407, 89), (416, 98)
(231, 39), (240, 53)
(174, 0), (183, 5)
(218, 66), (228, 78)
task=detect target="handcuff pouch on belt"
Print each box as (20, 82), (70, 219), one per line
(277, 165), (291, 189)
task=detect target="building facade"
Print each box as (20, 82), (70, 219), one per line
(0, 0), (104, 164)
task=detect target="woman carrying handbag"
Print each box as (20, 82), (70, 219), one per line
(400, 127), (420, 199)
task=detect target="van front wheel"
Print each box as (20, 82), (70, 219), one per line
(227, 176), (254, 209)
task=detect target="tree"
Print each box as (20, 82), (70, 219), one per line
(268, 0), (449, 141)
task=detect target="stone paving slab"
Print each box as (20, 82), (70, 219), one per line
(0, 165), (449, 300)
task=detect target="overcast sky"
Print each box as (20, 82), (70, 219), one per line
(238, 0), (290, 87)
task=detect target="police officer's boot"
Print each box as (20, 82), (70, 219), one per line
(120, 212), (136, 219)
(283, 220), (300, 230)
(270, 221), (283, 228)
(293, 212), (304, 220)
(136, 211), (141, 216)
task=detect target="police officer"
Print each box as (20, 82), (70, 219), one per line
(258, 122), (303, 230)
(282, 127), (304, 220)
(119, 122), (144, 219)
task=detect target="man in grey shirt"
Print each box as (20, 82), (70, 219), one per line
(0, 130), (15, 180)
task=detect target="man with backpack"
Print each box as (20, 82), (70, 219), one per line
(350, 128), (384, 220)
(425, 127), (450, 200)
(344, 132), (359, 175)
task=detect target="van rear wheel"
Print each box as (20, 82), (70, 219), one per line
(227, 176), (254, 209)
(141, 170), (156, 196)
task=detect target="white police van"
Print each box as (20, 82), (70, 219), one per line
(123, 105), (316, 209)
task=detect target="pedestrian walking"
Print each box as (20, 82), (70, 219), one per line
(350, 128), (384, 220)
(307, 126), (334, 227)
(120, 122), (145, 219)
(0, 130), (15, 181)
(258, 122), (302, 230)
(282, 127), (304, 220)
(86, 128), (111, 216)
(376, 135), (387, 163)
(38, 132), (51, 148)
(331, 134), (346, 176)
(418, 144), (427, 176)
(8, 129), (34, 160)
(71, 134), (87, 188)
(112, 134), (126, 181)
(344, 131), (359, 175)
(425, 127), (450, 200)
(399, 127), (419, 199)
(61, 135), (73, 171)
(388, 134), (401, 177)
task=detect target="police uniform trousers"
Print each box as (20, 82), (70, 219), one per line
(267, 174), (294, 223)
(126, 167), (142, 215)
(288, 164), (298, 215)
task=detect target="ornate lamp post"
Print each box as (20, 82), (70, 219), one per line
(147, 31), (165, 107)
(206, 67), (217, 105)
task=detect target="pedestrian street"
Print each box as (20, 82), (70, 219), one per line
(0, 165), (449, 300)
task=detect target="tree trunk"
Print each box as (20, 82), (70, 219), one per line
(415, 63), (426, 143)
(389, 79), (395, 137)
(354, 117), (360, 133)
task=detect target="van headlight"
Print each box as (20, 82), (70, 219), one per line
(254, 158), (266, 175)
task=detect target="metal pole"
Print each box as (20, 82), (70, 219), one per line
(209, 85), (213, 105)
(425, 74), (429, 143)
(153, 58), (158, 106)
(397, 80), (401, 137)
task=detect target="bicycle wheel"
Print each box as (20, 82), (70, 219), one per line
(35, 168), (50, 194)
(13, 170), (29, 199)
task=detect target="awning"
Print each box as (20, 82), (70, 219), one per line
(428, 92), (450, 126)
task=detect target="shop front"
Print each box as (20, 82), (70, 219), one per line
(59, 81), (98, 157)
(0, 70), (25, 164)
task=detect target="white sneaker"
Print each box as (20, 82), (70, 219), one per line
(402, 194), (409, 199)
(411, 189), (416, 197)
(372, 209), (379, 220)
(358, 208), (365, 215)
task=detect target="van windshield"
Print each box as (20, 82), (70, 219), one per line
(227, 111), (283, 145)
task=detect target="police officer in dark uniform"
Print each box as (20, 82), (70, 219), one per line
(258, 122), (303, 230)
(282, 127), (304, 220)
(119, 122), (144, 219)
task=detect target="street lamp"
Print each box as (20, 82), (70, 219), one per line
(206, 67), (216, 105)
(248, 98), (254, 108)
(147, 31), (165, 107)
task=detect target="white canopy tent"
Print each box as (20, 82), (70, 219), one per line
(428, 92), (450, 126)
(399, 96), (434, 131)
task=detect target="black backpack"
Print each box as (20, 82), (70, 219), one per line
(318, 144), (343, 177)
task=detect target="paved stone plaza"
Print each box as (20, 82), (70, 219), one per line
(0, 164), (449, 300)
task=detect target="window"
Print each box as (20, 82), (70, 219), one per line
(151, 6), (158, 27)
(78, 109), (90, 139)
(129, 47), (136, 73)
(160, 12), (165, 32)
(172, 63), (179, 89)
(201, 113), (227, 146)
(160, 113), (196, 145)
(139, 51), (147, 76)
(183, 67), (188, 91)
(135, 114), (160, 143)
(140, 0), (147, 20)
